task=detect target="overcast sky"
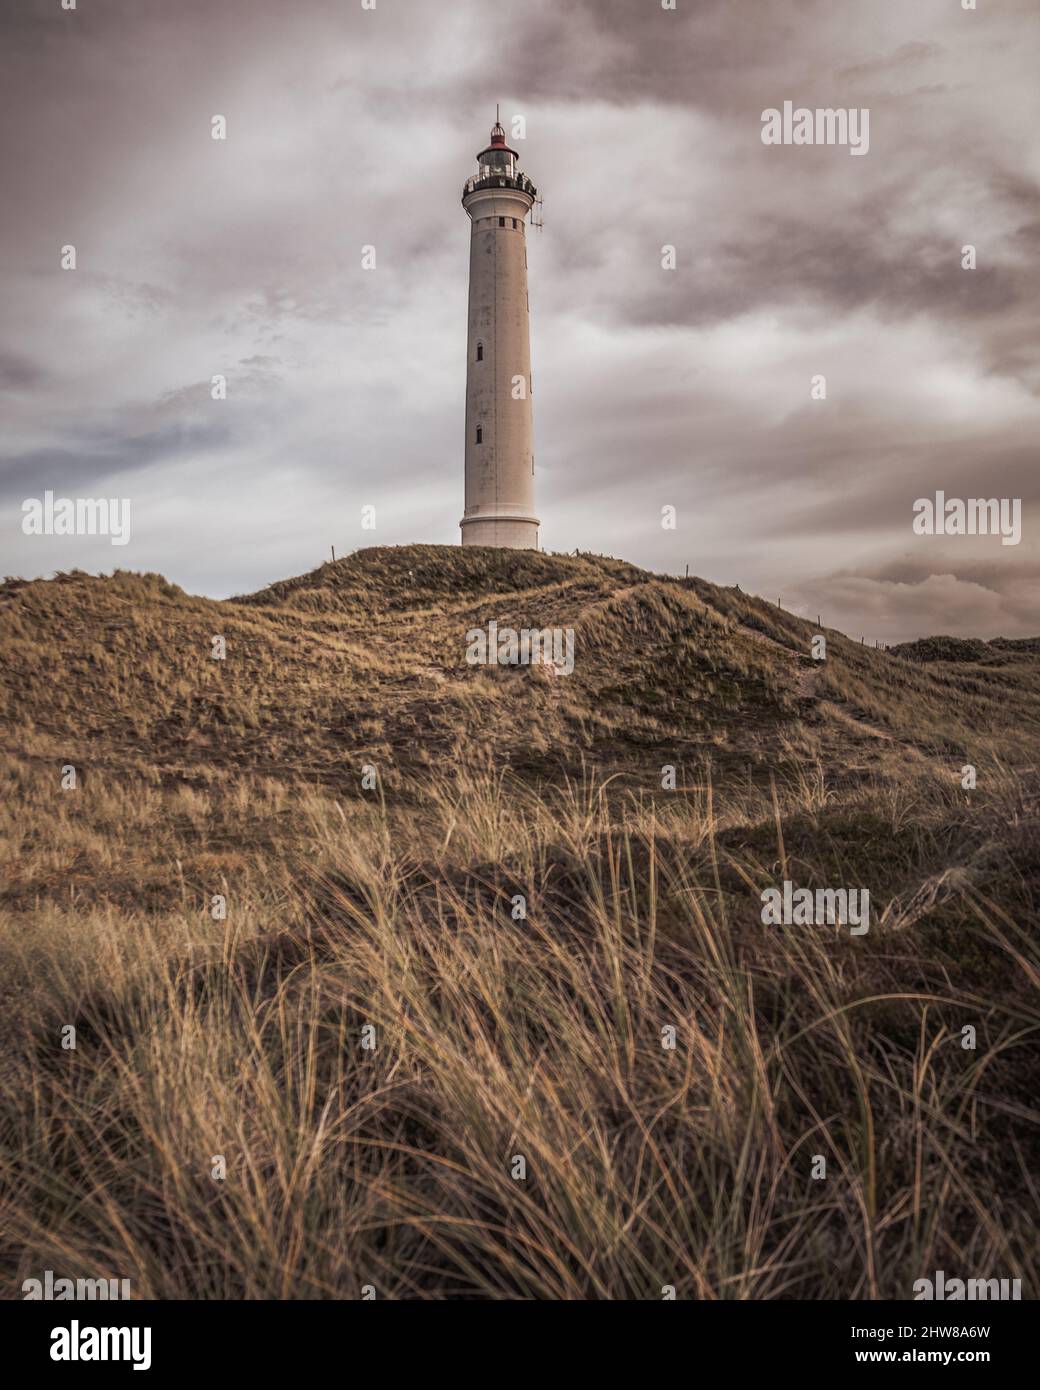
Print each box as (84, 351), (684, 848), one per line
(2, 0), (1037, 641)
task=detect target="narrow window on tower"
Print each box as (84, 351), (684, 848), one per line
(476, 427), (482, 444)
(476, 341), (483, 362)
(512, 218), (517, 228)
(499, 216), (505, 227)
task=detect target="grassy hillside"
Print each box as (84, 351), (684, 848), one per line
(0, 546), (1037, 1298)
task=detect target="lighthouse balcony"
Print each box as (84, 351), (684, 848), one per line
(462, 172), (537, 202)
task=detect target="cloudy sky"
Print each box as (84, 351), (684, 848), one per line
(2, 0), (1037, 641)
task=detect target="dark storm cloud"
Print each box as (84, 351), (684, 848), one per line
(0, 350), (48, 391)
(0, 420), (237, 502)
(850, 553), (1040, 593)
(609, 211), (1030, 330)
(787, 559), (1040, 643)
(0, 0), (1037, 641)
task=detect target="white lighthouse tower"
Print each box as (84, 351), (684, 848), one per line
(459, 115), (540, 548)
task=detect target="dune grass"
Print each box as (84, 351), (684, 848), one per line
(0, 548), (1037, 1299)
(1, 754), (1036, 1299)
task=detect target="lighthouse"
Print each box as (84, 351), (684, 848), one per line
(459, 116), (539, 548)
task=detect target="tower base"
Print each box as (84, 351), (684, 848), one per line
(460, 515), (539, 549)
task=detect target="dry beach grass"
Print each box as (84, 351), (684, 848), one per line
(0, 547), (1037, 1298)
